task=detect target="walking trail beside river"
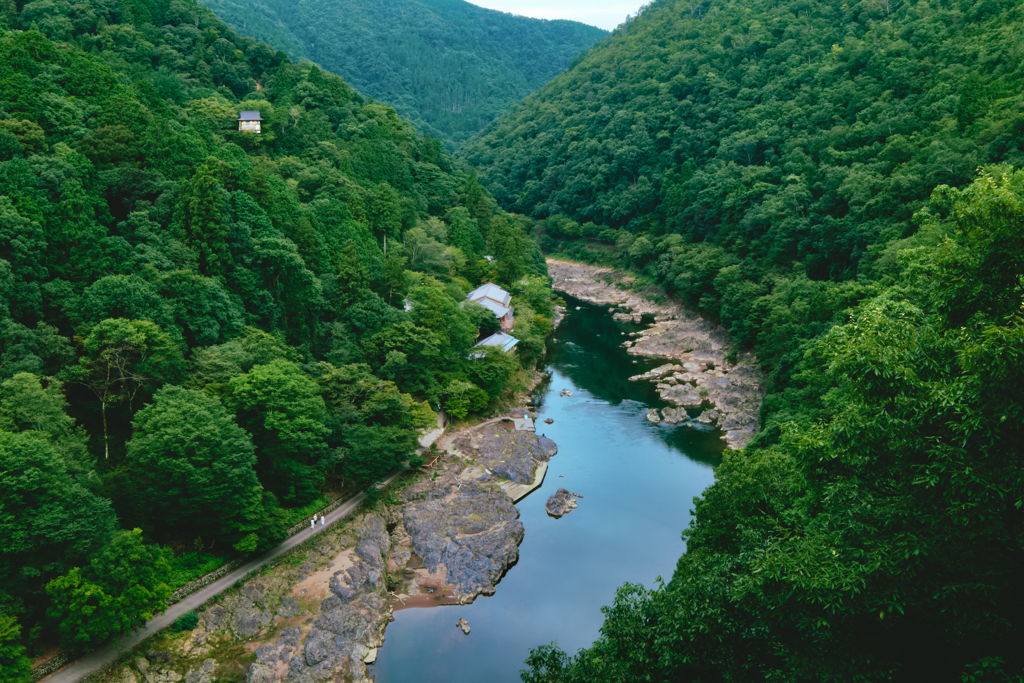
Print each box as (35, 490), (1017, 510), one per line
(56, 413), (555, 683)
(50, 259), (762, 683)
(547, 258), (764, 449)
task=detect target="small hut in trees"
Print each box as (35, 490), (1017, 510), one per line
(473, 332), (519, 353)
(238, 110), (263, 133)
(466, 283), (514, 331)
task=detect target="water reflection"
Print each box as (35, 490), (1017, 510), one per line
(369, 301), (722, 683)
(542, 297), (725, 468)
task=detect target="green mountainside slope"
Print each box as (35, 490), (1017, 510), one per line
(464, 0), (1024, 679)
(197, 0), (608, 149)
(0, 0), (552, 658)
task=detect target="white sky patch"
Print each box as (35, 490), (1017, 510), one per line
(469, 0), (643, 31)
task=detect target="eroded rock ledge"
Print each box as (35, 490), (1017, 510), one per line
(109, 414), (557, 683)
(388, 417), (556, 606)
(548, 258), (764, 449)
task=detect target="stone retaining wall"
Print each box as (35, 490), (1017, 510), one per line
(29, 651), (79, 681)
(166, 555), (248, 605)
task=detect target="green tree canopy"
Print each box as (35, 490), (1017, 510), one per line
(0, 431), (116, 617)
(0, 610), (31, 683)
(520, 170), (1024, 681)
(46, 528), (171, 647)
(62, 319), (185, 460)
(197, 0), (605, 149)
(124, 385), (267, 550)
(226, 359), (329, 504)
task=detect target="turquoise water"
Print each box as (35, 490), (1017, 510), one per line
(369, 298), (723, 682)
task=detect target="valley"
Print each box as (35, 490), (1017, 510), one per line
(2, 0), (1023, 679)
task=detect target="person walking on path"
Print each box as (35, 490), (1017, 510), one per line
(320, 515), (325, 526)
(310, 516), (315, 530)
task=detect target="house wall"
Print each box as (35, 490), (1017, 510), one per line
(239, 121), (261, 132)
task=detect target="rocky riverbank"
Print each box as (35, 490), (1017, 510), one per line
(548, 258), (764, 449)
(105, 413), (556, 683)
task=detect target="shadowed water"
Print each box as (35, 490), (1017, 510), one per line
(369, 298), (723, 682)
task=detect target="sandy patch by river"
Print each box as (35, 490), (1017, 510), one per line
(290, 547), (356, 604)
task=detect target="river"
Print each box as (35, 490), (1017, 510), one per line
(369, 296), (724, 682)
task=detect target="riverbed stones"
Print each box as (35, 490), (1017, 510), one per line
(134, 657), (182, 683)
(646, 409), (661, 424)
(456, 618), (471, 635)
(660, 383), (705, 408)
(696, 409), (722, 426)
(628, 363), (683, 382)
(199, 582), (275, 640)
(183, 659), (216, 683)
(545, 489), (578, 518)
(552, 305), (566, 329)
(548, 259), (764, 449)
(661, 407), (685, 424)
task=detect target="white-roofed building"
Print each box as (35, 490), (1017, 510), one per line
(472, 332), (519, 354)
(466, 283), (514, 331)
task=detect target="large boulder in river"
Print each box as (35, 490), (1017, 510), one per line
(545, 489), (578, 518)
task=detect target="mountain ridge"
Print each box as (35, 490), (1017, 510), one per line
(198, 0), (608, 148)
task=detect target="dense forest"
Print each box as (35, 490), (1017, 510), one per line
(461, 0), (1024, 679)
(0, 0), (553, 672)
(197, 0), (607, 149)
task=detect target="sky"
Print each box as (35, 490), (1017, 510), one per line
(468, 0), (645, 31)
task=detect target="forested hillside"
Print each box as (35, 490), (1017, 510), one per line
(197, 0), (607, 150)
(461, 0), (1024, 678)
(0, 0), (551, 668)
(466, 0), (1024, 433)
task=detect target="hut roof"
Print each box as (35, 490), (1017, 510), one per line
(466, 283), (510, 306)
(474, 332), (519, 352)
(473, 298), (511, 319)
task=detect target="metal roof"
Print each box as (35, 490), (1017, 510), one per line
(238, 110), (264, 120)
(466, 283), (510, 306)
(474, 298), (511, 319)
(474, 332), (519, 352)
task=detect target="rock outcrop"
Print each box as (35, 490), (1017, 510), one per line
(545, 489), (578, 518)
(247, 514), (392, 683)
(548, 259), (764, 449)
(449, 421), (557, 485)
(399, 480), (524, 603)
(384, 416), (556, 605)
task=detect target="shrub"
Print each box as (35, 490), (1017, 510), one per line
(172, 611), (199, 632)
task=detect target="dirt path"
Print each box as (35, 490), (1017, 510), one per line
(41, 471), (404, 683)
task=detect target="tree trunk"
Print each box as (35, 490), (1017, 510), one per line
(102, 397), (109, 460)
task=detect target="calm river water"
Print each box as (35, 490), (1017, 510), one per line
(369, 297), (724, 682)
